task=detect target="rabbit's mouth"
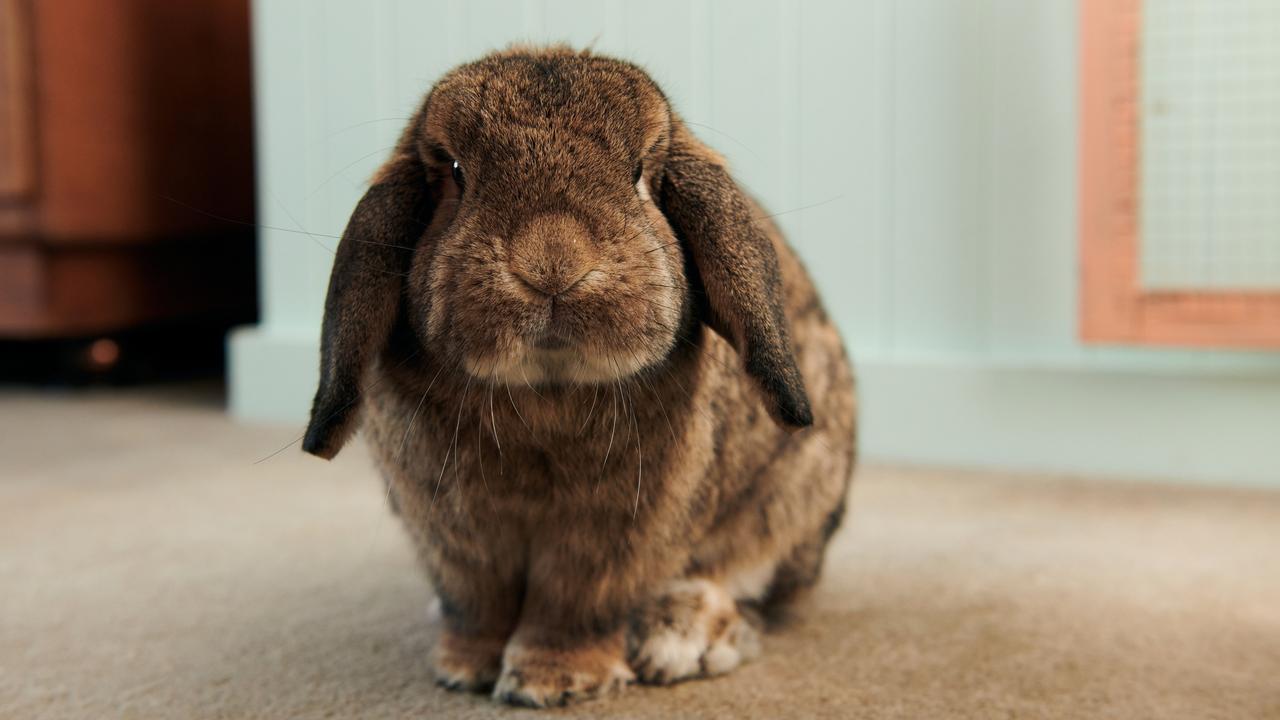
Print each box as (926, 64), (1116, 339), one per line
(463, 341), (653, 388)
(531, 329), (572, 351)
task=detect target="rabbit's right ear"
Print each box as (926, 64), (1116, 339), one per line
(302, 147), (434, 460)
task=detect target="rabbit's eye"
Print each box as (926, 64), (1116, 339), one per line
(451, 160), (465, 187)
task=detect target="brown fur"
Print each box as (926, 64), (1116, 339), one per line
(303, 46), (856, 708)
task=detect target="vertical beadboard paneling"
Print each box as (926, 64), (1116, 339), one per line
(983, 0), (1080, 358)
(459, 0), (533, 56)
(798, 0), (887, 351)
(253, 0), (330, 329)
(391, 1), (455, 110)
(313, 0), (384, 238)
(706, 0), (785, 214)
(621, 0), (698, 115)
(371, 4), (397, 142)
(888, 0), (986, 355)
(685, 0), (714, 126)
(521, 0), (546, 38)
(877, 0), (898, 352)
(776, 0), (803, 243)
(540, 0), (626, 49)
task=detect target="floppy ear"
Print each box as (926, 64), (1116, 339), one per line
(658, 118), (813, 429)
(302, 144), (434, 459)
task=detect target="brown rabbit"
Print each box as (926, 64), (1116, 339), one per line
(302, 46), (856, 708)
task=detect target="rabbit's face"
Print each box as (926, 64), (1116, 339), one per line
(304, 48), (813, 459)
(405, 54), (688, 385)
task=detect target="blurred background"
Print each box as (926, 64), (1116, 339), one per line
(0, 0), (256, 381)
(6, 0), (1275, 484)
(4, 2), (1280, 718)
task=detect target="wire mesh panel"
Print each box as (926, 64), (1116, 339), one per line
(1079, 0), (1280, 347)
(1140, 0), (1280, 291)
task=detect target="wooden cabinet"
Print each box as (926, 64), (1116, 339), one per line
(0, 0), (256, 338)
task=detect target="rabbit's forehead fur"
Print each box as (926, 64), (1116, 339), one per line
(421, 49), (670, 183)
(404, 48), (689, 387)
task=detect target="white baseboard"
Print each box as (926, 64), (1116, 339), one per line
(226, 326), (1280, 487)
(858, 359), (1280, 488)
(227, 325), (320, 425)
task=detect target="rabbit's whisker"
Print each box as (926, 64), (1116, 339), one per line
(644, 240), (679, 255)
(627, 374), (643, 520)
(397, 362), (446, 459)
(613, 193), (843, 258)
(429, 437), (453, 510)
(476, 401), (489, 495)
(487, 384), (502, 458)
(269, 188), (338, 255)
(304, 145), (398, 202)
(356, 239), (418, 251)
(632, 416), (642, 518)
(466, 370), (495, 504)
(160, 194), (344, 240)
(518, 363), (545, 400)
(506, 381), (531, 432)
(603, 310), (749, 455)
(395, 388), (427, 465)
(450, 375), (475, 516)
(731, 195), (846, 233)
(615, 213), (663, 253)
(680, 120), (762, 160)
(269, 190), (417, 279)
(317, 115), (412, 144)
(431, 371), (469, 511)
(638, 372), (677, 443)
(577, 383), (601, 436)
(251, 348), (421, 464)
(611, 289), (682, 317)
(620, 375), (635, 453)
(595, 384), (619, 494)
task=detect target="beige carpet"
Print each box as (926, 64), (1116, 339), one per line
(2, 385), (1278, 719)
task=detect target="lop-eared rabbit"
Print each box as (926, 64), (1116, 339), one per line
(303, 46), (856, 708)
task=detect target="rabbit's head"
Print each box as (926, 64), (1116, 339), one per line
(304, 47), (811, 459)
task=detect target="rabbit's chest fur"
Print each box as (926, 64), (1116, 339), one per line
(365, 336), (715, 533)
(359, 316), (847, 594)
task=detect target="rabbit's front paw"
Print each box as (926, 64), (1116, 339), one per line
(432, 630), (504, 692)
(628, 578), (761, 685)
(492, 633), (632, 708)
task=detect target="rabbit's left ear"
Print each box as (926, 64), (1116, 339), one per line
(302, 146), (434, 459)
(658, 118), (813, 429)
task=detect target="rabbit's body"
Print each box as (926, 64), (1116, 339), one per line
(303, 47), (855, 708)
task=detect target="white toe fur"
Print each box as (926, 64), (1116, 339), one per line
(700, 640), (741, 676)
(639, 629), (704, 679)
(631, 579), (760, 683)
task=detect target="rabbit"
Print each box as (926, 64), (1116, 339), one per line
(302, 45), (856, 708)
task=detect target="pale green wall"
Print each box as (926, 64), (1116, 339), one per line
(232, 0), (1280, 486)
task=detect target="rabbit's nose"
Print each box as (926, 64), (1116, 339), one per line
(509, 213), (597, 298)
(513, 265), (592, 299)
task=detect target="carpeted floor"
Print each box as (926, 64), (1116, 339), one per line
(2, 385), (1278, 719)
